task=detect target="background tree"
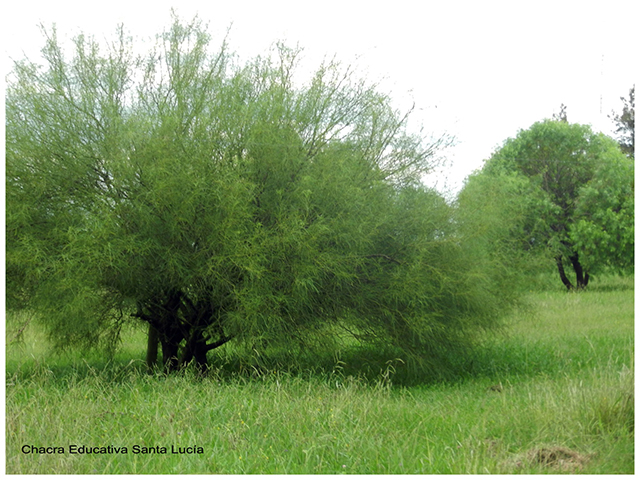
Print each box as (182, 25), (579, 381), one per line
(7, 16), (512, 376)
(570, 152), (634, 274)
(456, 170), (554, 291)
(552, 103), (568, 123)
(460, 119), (633, 290)
(609, 86), (635, 159)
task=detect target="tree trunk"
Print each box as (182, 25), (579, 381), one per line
(178, 329), (211, 373)
(146, 324), (159, 373)
(136, 290), (234, 374)
(569, 253), (589, 289)
(161, 339), (180, 373)
(555, 255), (574, 290)
(192, 338), (209, 373)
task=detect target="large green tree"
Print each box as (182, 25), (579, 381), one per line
(7, 17), (512, 374)
(460, 119), (633, 290)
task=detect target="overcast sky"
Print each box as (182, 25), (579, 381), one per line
(3, 0), (637, 195)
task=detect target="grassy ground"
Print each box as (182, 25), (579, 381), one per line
(5, 277), (634, 473)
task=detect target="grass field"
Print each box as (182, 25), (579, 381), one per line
(5, 277), (634, 474)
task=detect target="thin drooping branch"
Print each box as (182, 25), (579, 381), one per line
(7, 315), (33, 345)
(365, 254), (402, 265)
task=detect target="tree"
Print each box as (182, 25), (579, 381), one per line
(553, 103), (568, 123)
(456, 170), (555, 291)
(570, 153), (634, 273)
(7, 16), (512, 375)
(609, 86), (635, 159)
(461, 119), (633, 290)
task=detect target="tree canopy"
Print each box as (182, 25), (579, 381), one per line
(6, 17), (514, 375)
(459, 119), (633, 290)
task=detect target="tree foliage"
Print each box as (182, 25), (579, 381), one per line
(456, 171), (554, 289)
(609, 86), (635, 159)
(459, 119), (633, 290)
(7, 16), (515, 375)
(571, 152), (634, 272)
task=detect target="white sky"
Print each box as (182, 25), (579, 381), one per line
(2, 0), (637, 195)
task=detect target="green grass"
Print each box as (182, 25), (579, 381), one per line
(6, 276), (634, 473)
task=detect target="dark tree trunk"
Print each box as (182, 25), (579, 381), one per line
(568, 253), (589, 289)
(556, 253), (590, 291)
(555, 255), (574, 290)
(134, 290), (234, 374)
(190, 337), (210, 373)
(146, 324), (159, 373)
(158, 290), (186, 372)
(161, 339), (180, 373)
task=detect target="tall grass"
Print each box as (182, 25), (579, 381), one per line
(6, 276), (633, 473)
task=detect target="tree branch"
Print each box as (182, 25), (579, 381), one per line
(205, 335), (234, 352)
(365, 254), (402, 265)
